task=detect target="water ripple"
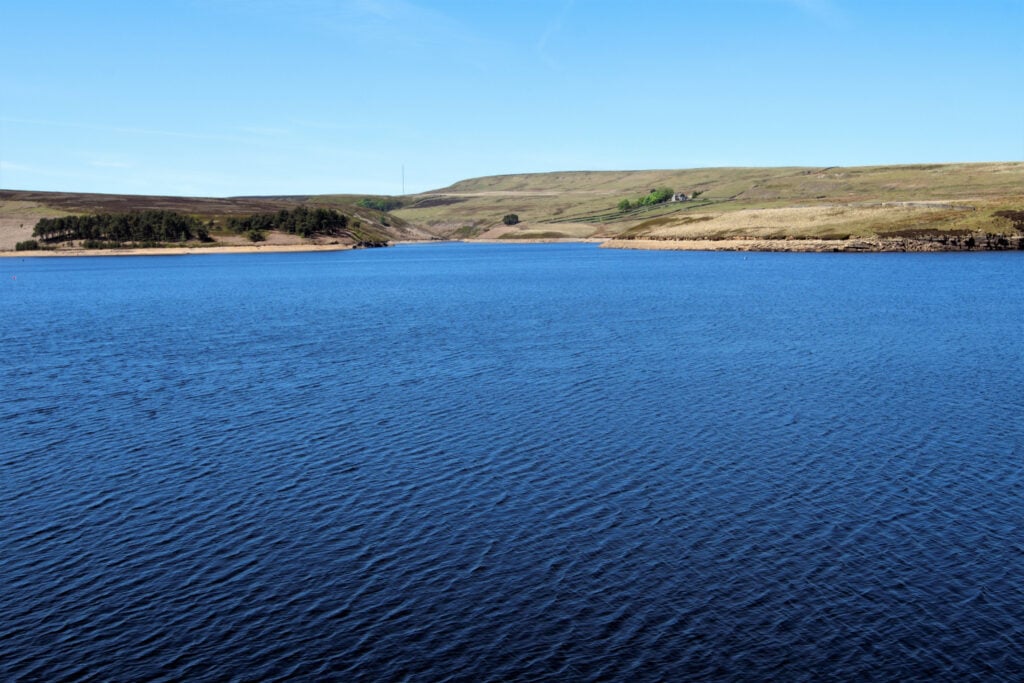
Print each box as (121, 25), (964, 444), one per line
(2, 246), (1023, 680)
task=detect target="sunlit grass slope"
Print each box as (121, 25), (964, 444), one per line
(390, 163), (1024, 240)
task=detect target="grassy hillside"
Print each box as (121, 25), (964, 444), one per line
(4, 162), (1022, 250)
(392, 163), (1024, 242)
(0, 190), (431, 251)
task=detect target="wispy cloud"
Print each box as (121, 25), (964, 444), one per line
(537, 0), (576, 72)
(289, 118), (416, 138)
(205, 0), (481, 49)
(0, 160), (34, 172)
(0, 160), (94, 185)
(1, 116), (249, 143)
(238, 125), (292, 137)
(750, 0), (846, 25)
(783, 0), (844, 23)
(712, 0), (846, 26)
(90, 160), (134, 169)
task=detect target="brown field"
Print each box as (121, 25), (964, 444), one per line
(391, 162), (1024, 242)
(622, 204), (971, 241)
(3, 162), (1022, 252)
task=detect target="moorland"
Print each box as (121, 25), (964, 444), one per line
(2, 162), (1022, 254)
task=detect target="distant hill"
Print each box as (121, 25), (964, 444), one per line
(391, 163), (1024, 242)
(0, 189), (433, 251)
(3, 162), (1022, 251)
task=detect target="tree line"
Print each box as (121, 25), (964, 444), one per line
(226, 206), (350, 238)
(33, 210), (209, 244)
(31, 206), (359, 247)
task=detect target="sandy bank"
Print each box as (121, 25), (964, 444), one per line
(600, 238), (1010, 253)
(603, 238), (865, 252)
(0, 243), (356, 258)
(464, 238), (604, 244)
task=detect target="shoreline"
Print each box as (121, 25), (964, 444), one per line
(601, 237), (1024, 253)
(0, 243), (356, 258)
(463, 237), (604, 244)
(5, 237), (1022, 257)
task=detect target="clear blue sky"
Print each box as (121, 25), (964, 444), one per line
(1, 0), (1021, 196)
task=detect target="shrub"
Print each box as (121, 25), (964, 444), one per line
(247, 230), (266, 242)
(616, 188), (675, 213)
(14, 239), (40, 251)
(502, 214), (520, 226)
(357, 197), (403, 212)
(638, 187), (674, 206)
(993, 210), (1024, 232)
(81, 240), (124, 249)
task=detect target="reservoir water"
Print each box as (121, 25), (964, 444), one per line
(2, 243), (1023, 680)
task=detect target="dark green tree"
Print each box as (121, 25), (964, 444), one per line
(33, 210), (204, 244)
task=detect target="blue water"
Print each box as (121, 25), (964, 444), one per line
(2, 243), (1023, 681)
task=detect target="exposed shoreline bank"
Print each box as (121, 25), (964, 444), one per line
(601, 237), (1024, 253)
(5, 236), (1023, 257)
(0, 243), (356, 258)
(463, 238), (605, 244)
